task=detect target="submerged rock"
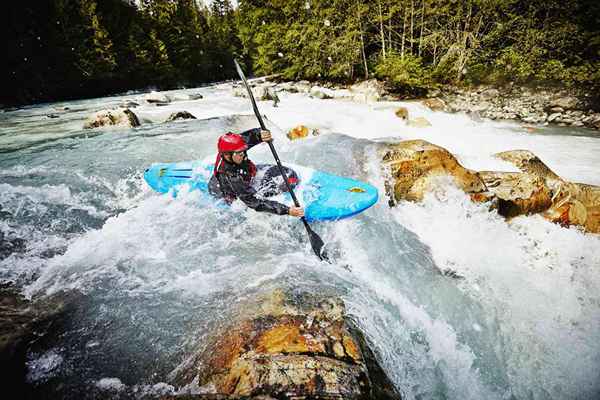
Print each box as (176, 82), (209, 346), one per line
(0, 286), (74, 398)
(170, 290), (401, 399)
(165, 111), (197, 122)
(83, 108), (140, 129)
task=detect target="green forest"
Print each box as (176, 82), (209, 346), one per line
(3, 0), (599, 106)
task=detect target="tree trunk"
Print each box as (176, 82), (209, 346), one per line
(410, 0), (414, 55)
(418, 0), (425, 57)
(378, 0), (386, 59)
(401, 4), (407, 58)
(356, 3), (369, 79)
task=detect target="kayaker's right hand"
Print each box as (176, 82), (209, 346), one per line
(289, 206), (304, 217)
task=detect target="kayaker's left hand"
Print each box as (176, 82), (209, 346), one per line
(260, 130), (272, 142)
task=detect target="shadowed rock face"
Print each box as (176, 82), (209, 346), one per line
(477, 171), (553, 218)
(0, 286), (74, 398)
(169, 290), (401, 399)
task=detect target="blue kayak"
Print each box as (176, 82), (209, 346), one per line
(143, 160), (378, 222)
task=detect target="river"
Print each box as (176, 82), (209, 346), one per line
(1, 83), (599, 399)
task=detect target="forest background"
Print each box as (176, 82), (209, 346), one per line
(3, 0), (599, 107)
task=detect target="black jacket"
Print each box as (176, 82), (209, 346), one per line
(208, 128), (290, 215)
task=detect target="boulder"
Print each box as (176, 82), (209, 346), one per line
(1, 286), (75, 398)
(83, 108), (140, 129)
(407, 116), (432, 127)
(477, 171), (553, 218)
(233, 85), (276, 101)
(380, 140), (488, 205)
(144, 92), (170, 104)
(350, 79), (386, 103)
(495, 150), (560, 181)
(395, 107), (409, 120)
(309, 86), (334, 99)
(287, 125), (310, 140)
(480, 88), (500, 100)
(170, 290), (400, 399)
(549, 96), (579, 110)
(165, 111), (197, 122)
(495, 150), (600, 233)
(542, 182), (600, 233)
(421, 98), (446, 111)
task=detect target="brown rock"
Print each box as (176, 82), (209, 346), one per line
(495, 150), (560, 180)
(171, 290), (401, 399)
(287, 125), (310, 140)
(422, 98), (446, 111)
(478, 171), (553, 218)
(395, 107), (408, 120)
(380, 140), (487, 205)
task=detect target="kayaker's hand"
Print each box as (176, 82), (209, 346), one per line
(288, 206), (304, 217)
(260, 129), (272, 142)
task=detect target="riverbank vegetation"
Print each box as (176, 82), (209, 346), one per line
(3, 0), (599, 106)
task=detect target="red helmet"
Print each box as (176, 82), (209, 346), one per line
(217, 133), (248, 153)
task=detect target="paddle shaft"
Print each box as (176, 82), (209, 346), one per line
(233, 61), (302, 209)
(234, 60), (327, 260)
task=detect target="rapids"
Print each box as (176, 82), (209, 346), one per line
(1, 84), (599, 400)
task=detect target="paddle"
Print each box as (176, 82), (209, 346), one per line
(233, 59), (329, 262)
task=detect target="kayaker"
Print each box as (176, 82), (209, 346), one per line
(208, 128), (304, 217)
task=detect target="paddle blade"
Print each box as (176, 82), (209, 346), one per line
(304, 220), (330, 262)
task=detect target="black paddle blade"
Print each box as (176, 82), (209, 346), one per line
(304, 220), (330, 263)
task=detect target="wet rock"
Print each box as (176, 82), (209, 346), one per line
(121, 100), (140, 108)
(542, 182), (600, 233)
(495, 150), (560, 181)
(287, 125), (310, 140)
(477, 172), (553, 218)
(395, 107), (408, 120)
(407, 117), (431, 127)
(421, 98), (446, 111)
(46, 114), (59, 119)
(165, 111), (197, 122)
(83, 108), (140, 129)
(495, 150), (600, 233)
(170, 290), (401, 399)
(145, 92), (171, 104)
(0, 286), (74, 398)
(380, 140), (488, 205)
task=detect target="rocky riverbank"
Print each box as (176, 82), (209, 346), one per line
(431, 84), (600, 130)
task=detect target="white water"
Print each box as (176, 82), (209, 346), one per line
(1, 84), (599, 400)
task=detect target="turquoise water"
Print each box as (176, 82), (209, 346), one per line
(1, 86), (599, 399)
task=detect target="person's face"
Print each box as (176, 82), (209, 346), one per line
(231, 151), (245, 165)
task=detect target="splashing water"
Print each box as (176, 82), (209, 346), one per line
(1, 84), (599, 399)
